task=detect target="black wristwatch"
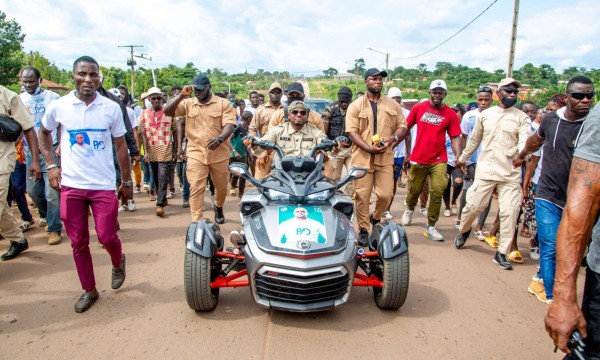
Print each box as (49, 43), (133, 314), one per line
(121, 180), (133, 187)
(217, 136), (224, 144)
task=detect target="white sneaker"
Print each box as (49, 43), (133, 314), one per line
(383, 211), (394, 220)
(127, 200), (136, 212)
(118, 205), (127, 213)
(419, 207), (428, 216)
(424, 226), (444, 241)
(402, 208), (414, 226)
(166, 191), (175, 199)
(474, 230), (486, 241)
(443, 209), (451, 217)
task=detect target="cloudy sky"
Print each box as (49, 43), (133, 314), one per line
(2, 0), (598, 76)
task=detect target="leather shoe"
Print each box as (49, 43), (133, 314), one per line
(215, 206), (225, 224)
(370, 214), (380, 226)
(454, 230), (471, 249)
(74, 289), (99, 313)
(358, 228), (369, 247)
(112, 254), (126, 289)
(1, 239), (29, 261)
(493, 251), (513, 270)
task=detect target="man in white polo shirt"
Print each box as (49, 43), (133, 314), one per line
(39, 56), (130, 313)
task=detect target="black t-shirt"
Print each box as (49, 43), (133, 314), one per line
(370, 101), (378, 133)
(536, 110), (586, 208)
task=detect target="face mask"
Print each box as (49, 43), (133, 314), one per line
(287, 96), (303, 104)
(144, 99), (151, 108)
(501, 97), (517, 108)
(33, 79), (42, 95)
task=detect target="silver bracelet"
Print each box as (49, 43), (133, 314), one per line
(46, 164), (59, 170)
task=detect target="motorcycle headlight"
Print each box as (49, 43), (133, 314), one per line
(306, 190), (331, 201)
(267, 189), (292, 201)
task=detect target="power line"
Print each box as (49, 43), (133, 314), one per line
(394, 0), (498, 60)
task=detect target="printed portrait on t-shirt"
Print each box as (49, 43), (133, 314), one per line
(69, 132), (94, 158)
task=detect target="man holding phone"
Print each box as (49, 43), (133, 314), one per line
(164, 74), (236, 224)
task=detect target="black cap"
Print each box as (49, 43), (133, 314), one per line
(193, 74), (211, 90)
(338, 86), (353, 102)
(364, 68), (388, 80)
(286, 82), (305, 95)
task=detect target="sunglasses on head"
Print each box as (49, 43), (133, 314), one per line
(290, 109), (307, 116)
(477, 86), (492, 93)
(567, 92), (595, 100)
(501, 88), (519, 95)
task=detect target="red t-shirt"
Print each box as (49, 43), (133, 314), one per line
(406, 101), (461, 165)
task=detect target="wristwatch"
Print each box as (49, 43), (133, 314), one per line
(393, 134), (399, 142)
(121, 180), (133, 187)
(217, 136), (225, 144)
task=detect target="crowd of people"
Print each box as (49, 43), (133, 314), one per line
(0, 56), (598, 357)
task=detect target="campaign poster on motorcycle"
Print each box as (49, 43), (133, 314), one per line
(278, 206), (327, 249)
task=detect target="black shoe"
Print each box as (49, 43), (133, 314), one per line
(74, 289), (99, 313)
(370, 214), (381, 226)
(182, 200), (190, 208)
(493, 251), (513, 270)
(454, 230), (471, 249)
(1, 239), (29, 261)
(358, 228), (369, 247)
(215, 206), (225, 224)
(111, 254), (126, 289)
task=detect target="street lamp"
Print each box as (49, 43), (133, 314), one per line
(367, 47), (390, 92)
(222, 81), (231, 95)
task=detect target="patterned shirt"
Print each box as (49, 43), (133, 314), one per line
(139, 108), (176, 162)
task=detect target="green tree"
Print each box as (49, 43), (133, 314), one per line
(348, 58), (365, 75)
(0, 11), (26, 84)
(323, 67), (338, 78)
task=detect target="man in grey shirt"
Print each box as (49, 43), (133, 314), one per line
(545, 101), (600, 358)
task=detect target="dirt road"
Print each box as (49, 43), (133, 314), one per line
(0, 186), (577, 359)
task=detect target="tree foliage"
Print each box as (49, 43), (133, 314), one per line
(0, 11), (26, 84)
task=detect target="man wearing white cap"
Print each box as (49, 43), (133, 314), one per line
(402, 80), (463, 242)
(454, 78), (531, 270)
(139, 87), (177, 217)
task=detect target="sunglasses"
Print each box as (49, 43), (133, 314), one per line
(290, 109), (307, 116)
(567, 92), (595, 100)
(269, 90), (282, 95)
(149, 96), (162, 101)
(477, 86), (492, 93)
(501, 88), (519, 95)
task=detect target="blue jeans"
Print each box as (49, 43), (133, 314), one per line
(536, 199), (562, 300)
(141, 155), (154, 189)
(182, 160), (190, 201)
(10, 161), (33, 222)
(26, 148), (62, 233)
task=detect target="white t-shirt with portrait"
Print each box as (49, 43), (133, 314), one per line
(19, 89), (60, 146)
(42, 91), (126, 190)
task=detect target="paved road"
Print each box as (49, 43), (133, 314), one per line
(0, 184), (578, 359)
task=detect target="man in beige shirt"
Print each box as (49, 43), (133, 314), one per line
(346, 68), (408, 246)
(250, 82), (284, 178)
(250, 101), (346, 167)
(0, 86), (41, 261)
(268, 82), (324, 132)
(454, 77), (531, 270)
(164, 74), (236, 224)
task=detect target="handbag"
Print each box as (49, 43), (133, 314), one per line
(0, 113), (23, 142)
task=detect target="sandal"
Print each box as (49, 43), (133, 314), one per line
(474, 230), (486, 241)
(484, 236), (499, 248)
(520, 229), (530, 238)
(507, 250), (524, 264)
(229, 188), (237, 197)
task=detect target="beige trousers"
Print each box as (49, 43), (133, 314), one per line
(459, 178), (522, 254)
(186, 158), (230, 221)
(353, 162), (394, 230)
(0, 174), (24, 242)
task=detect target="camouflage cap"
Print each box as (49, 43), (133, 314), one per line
(288, 100), (307, 111)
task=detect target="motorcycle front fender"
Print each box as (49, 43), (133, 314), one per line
(185, 220), (224, 258)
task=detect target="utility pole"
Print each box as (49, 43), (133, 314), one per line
(367, 47), (390, 92)
(118, 45), (143, 98)
(354, 61), (358, 95)
(507, 0), (520, 78)
(135, 53), (155, 87)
